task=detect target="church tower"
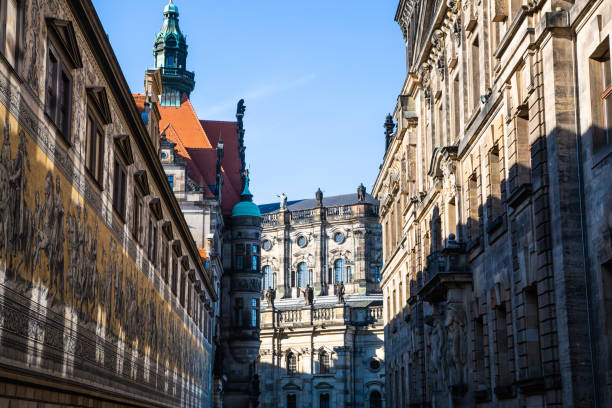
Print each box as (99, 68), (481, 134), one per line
(154, 0), (195, 106)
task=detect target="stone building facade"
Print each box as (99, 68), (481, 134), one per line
(0, 0), (217, 406)
(374, 0), (612, 407)
(257, 188), (386, 408)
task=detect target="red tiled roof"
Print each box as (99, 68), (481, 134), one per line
(158, 95), (212, 150)
(133, 93), (146, 114)
(200, 120), (243, 206)
(137, 94), (243, 215)
(198, 248), (207, 260)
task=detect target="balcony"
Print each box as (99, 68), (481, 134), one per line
(160, 66), (195, 80)
(418, 237), (471, 303)
(262, 213), (279, 226)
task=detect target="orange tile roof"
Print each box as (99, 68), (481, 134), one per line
(135, 93), (244, 215)
(133, 93), (146, 114)
(198, 248), (207, 260)
(158, 95), (212, 150)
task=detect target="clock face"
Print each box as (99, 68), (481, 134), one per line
(262, 240), (272, 251)
(334, 232), (345, 243)
(297, 236), (307, 248)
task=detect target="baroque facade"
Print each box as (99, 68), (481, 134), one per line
(136, 2), (263, 406)
(374, 0), (612, 407)
(0, 0), (217, 406)
(257, 188), (386, 408)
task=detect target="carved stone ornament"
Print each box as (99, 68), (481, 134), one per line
(424, 87), (433, 109)
(447, 0), (460, 14)
(441, 158), (458, 199)
(432, 29), (445, 52)
(418, 62), (432, 86)
(437, 57), (446, 82)
(453, 17), (462, 46)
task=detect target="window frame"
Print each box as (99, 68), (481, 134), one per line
(334, 259), (346, 283)
(111, 152), (127, 221)
(86, 108), (106, 189)
(287, 353), (297, 376)
(45, 41), (73, 142)
(0, 0), (24, 71)
(132, 187), (144, 243)
(319, 351), (330, 374)
(148, 213), (159, 263)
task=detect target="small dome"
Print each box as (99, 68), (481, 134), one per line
(232, 176), (261, 218)
(164, 0), (178, 15)
(232, 201), (261, 218)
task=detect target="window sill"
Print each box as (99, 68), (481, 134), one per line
(487, 215), (507, 245)
(112, 206), (126, 225)
(0, 51), (24, 84)
(507, 183), (532, 209)
(591, 142), (612, 170)
(84, 167), (104, 192)
(44, 111), (73, 148)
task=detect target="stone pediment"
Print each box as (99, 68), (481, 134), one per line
(45, 18), (83, 69)
(282, 382), (301, 391)
(314, 382), (334, 390)
(428, 146), (458, 179)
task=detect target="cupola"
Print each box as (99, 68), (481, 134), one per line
(231, 176), (261, 218)
(153, 0), (195, 106)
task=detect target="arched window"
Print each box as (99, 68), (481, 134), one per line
(287, 353), (297, 376)
(319, 351), (330, 374)
(262, 265), (272, 290)
(370, 390), (382, 408)
(297, 262), (308, 287)
(334, 259), (346, 283)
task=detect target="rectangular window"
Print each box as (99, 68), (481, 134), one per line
(471, 36), (481, 113)
(495, 304), (512, 386)
(171, 255), (178, 295)
(132, 191), (143, 242)
(467, 174), (480, 242)
(320, 393), (330, 408)
(523, 286), (542, 377)
(161, 239), (169, 283)
(148, 217), (158, 263)
(474, 316), (486, 385)
(487, 146), (502, 221)
(453, 75), (461, 139)
(179, 270), (186, 307)
(112, 159), (127, 220)
(186, 282), (191, 315)
(45, 43), (72, 139)
(167, 175), (174, 190)
(86, 113), (105, 186)
(252, 245), (259, 271)
(287, 394), (296, 408)
(251, 298), (257, 327)
(236, 244), (244, 270)
(1, 0), (21, 68)
(590, 39), (611, 152)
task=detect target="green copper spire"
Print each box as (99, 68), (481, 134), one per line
(232, 175), (261, 218)
(154, 0), (195, 106)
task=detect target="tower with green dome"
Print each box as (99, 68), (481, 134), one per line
(154, 0), (195, 106)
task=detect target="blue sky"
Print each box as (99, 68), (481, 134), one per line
(92, 0), (406, 205)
